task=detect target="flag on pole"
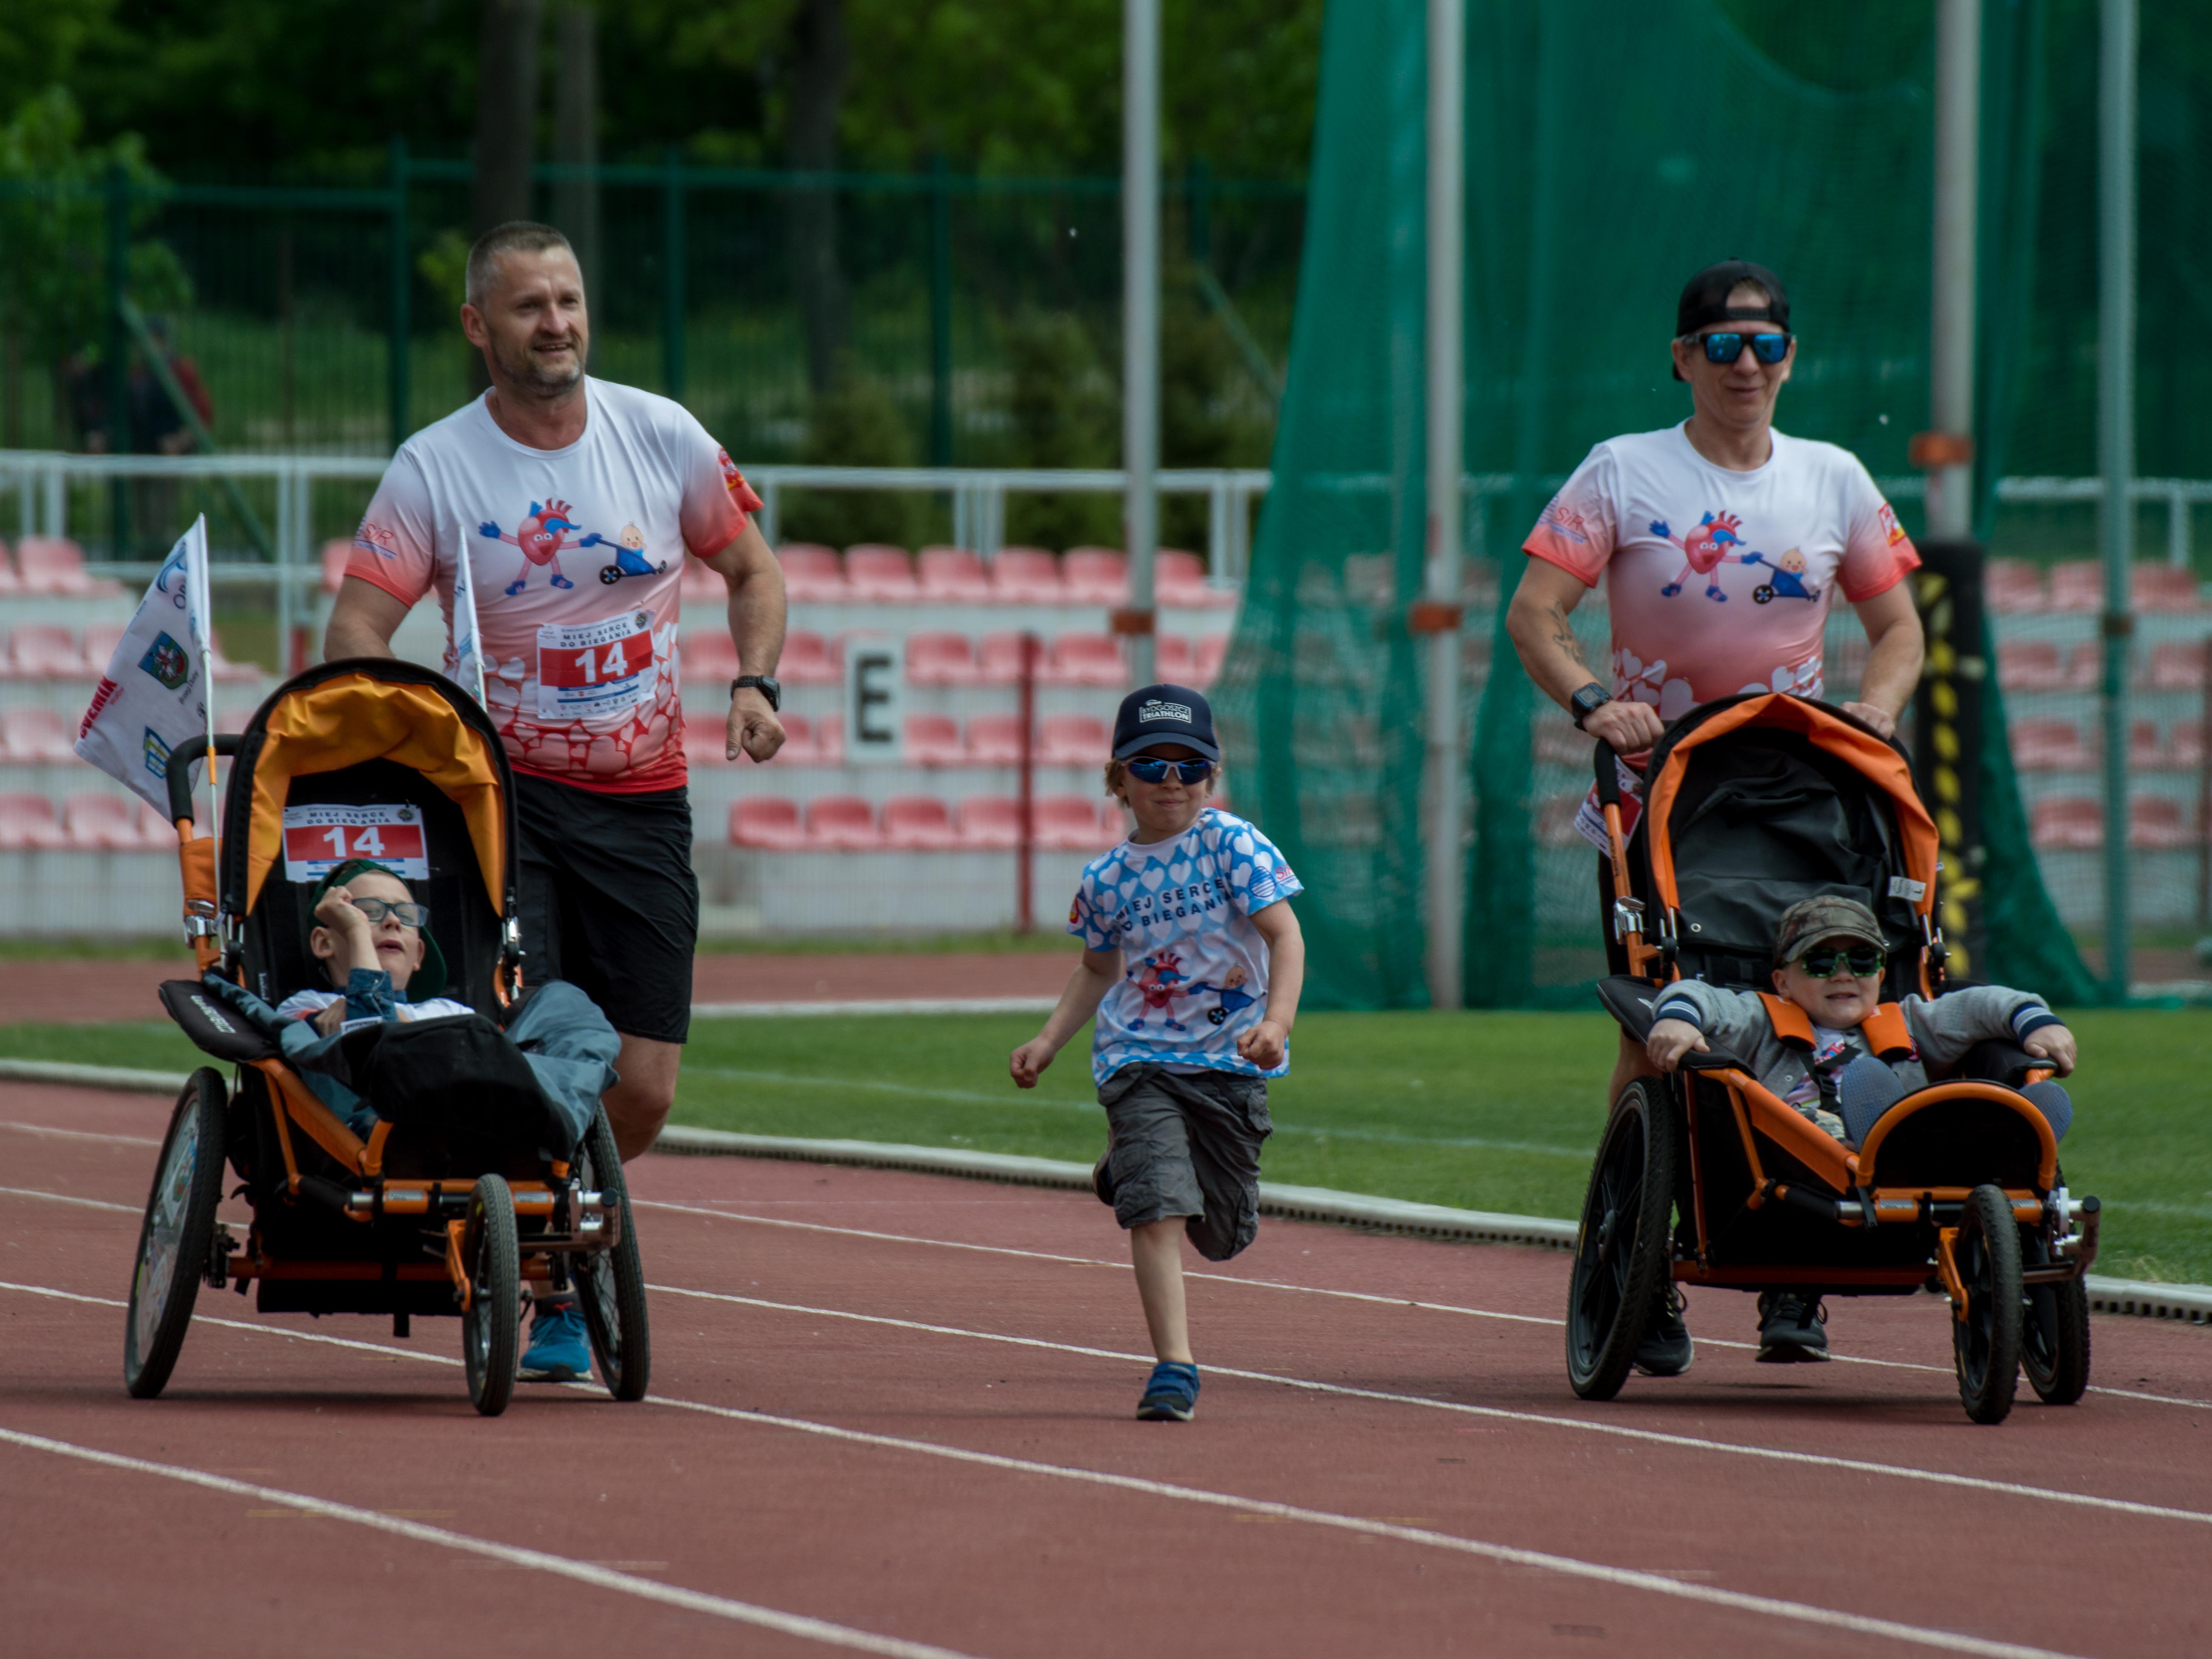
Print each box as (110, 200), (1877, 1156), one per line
(75, 516), (217, 817)
(449, 539), (487, 707)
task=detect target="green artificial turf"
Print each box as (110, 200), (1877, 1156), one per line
(7, 1007), (2208, 1283)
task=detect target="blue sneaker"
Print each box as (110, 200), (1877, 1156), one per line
(519, 1299), (591, 1382)
(1136, 1361), (1200, 1421)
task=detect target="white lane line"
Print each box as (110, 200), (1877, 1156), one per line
(0, 1120), (160, 1147)
(648, 1281), (2212, 1530)
(0, 1280), (2093, 1659)
(0, 1426), (985, 1659)
(637, 1197), (2212, 1411)
(0, 1185), (139, 1214)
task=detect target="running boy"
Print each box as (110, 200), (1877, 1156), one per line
(1009, 684), (1305, 1422)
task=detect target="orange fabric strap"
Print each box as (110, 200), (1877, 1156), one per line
(1755, 991), (1815, 1047)
(1859, 1003), (1914, 1058)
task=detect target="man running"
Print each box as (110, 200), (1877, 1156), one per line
(326, 221), (788, 1379)
(1503, 258), (1925, 1371)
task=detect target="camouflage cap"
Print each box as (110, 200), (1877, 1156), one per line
(1773, 895), (1886, 964)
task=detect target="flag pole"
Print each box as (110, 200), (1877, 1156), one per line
(190, 515), (218, 847)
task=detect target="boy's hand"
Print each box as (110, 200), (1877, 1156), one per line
(2022, 1024), (2077, 1077)
(1646, 1017), (1707, 1073)
(1009, 1038), (1058, 1089)
(313, 999), (348, 1038)
(314, 884), (373, 937)
(1235, 1018), (1289, 1070)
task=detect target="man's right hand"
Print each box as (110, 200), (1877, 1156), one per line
(1582, 698), (1666, 753)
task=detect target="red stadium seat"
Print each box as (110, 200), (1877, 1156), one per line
(136, 799), (173, 847)
(3, 706), (74, 762)
(0, 542), (19, 595)
(0, 792), (66, 848)
(917, 547), (993, 602)
(2147, 641), (2206, 689)
(730, 797), (808, 850)
(806, 795), (884, 849)
(813, 715), (846, 765)
(988, 547), (1068, 604)
(11, 624), (84, 679)
(1193, 634), (1228, 688)
(976, 631), (1041, 685)
(2029, 797), (2102, 850)
(682, 725), (727, 769)
(778, 631), (841, 685)
(81, 622), (126, 675)
(680, 628), (741, 682)
(2131, 795), (2193, 850)
(1156, 548), (1221, 607)
(63, 792), (141, 850)
(1038, 715), (1107, 766)
(1985, 559), (2045, 614)
(1536, 791), (1588, 847)
(1044, 633), (1124, 687)
(2173, 720), (2205, 769)
(680, 559), (723, 604)
(2010, 719), (2091, 772)
(905, 631), (977, 686)
(1997, 641), (2066, 691)
(955, 796), (1022, 850)
(17, 536), (117, 596)
(1155, 635), (1192, 683)
(1063, 547), (1129, 604)
(778, 544), (849, 603)
(1101, 797), (1131, 841)
(966, 714), (1024, 766)
(1035, 794), (1112, 851)
(321, 539), (355, 596)
(2046, 562), (2101, 613)
(2134, 565), (2201, 612)
(845, 544), (920, 601)
(904, 713), (965, 766)
(768, 713), (822, 765)
(882, 795), (960, 849)
(2130, 719), (2169, 770)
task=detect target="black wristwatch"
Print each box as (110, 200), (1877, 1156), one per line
(731, 675), (782, 712)
(1569, 682), (1611, 730)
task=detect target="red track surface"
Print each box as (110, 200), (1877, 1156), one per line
(5, 1083), (2209, 1658)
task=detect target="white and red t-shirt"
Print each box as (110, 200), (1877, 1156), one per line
(349, 378), (761, 792)
(1525, 423), (1918, 722)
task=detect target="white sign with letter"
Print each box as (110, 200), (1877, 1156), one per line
(843, 635), (905, 765)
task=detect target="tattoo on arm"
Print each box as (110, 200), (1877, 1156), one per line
(1547, 604), (1589, 671)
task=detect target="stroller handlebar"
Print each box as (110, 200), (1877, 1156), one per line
(1592, 739), (1622, 806)
(168, 733), (242, 827)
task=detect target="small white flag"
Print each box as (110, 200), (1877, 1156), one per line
(448, 539), (487, 706)
(74, 516), (217, 816)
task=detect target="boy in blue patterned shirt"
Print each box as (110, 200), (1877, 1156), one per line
(1010, 683), (1305, 1422)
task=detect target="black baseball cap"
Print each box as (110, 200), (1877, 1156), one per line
(1113, 683), (1220, 763)
(1673, 259), (1790, 379)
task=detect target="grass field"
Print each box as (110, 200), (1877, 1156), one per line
(8, 1006), (2209, 1285)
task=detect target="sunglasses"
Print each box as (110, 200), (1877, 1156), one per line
(1126, 757), (1216, 785)
(346, 896), (429, 928)
(1795, 944), (1883, 979)
(1687, 330), (1792, 365)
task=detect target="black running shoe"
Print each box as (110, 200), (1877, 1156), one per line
(1632, 1287), (1694, 1376)
(1755, 1290), (1830, 1362)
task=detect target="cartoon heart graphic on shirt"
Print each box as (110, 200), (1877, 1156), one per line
(1140, 868), (1167, 892)
(1232, 862), (1253, 887)
(1232, 833), (1255, 857)
(1169, 861), (1193, 885)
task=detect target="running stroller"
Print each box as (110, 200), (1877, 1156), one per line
(124, 660), (650, 1416)
(1568, 692), (2096, 1424)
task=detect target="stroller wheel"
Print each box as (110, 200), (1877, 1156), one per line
(460, 1174), (522, 1417)
(125, 1068), (229, 1399)
(1565, 1078), (1680, 1400)
(1753, 584), (1775, 604)
(2022, 1227), (2092, 1406)
(574, 1109), (652, 1401)
(1953, 1183), (2025, 1424)
(599, 565), (623, 585)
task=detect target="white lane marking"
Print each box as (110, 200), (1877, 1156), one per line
(0, 1426), (986, 1659)
(0, 1185), (139, 1214)
(0, 1281), (2093, 1659)
(1, 1282), (456, 1366)
(637, 1198), (2212, 1411)
(0, 1120), (161, 1147)
(648, 1282), (2212, 1529)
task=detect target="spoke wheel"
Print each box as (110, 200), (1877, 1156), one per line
(2022, 1230), (2092, 1406)
(574, 1110), (651, 1401)
(1953, 1183), (2025, 1425)
(1565, 1078), (1679, 1400)
(459, 1174), (521, 1418)
(124, 1069), (229, 1399)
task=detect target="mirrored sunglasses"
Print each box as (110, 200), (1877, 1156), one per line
(1693, 330), (1792, 365)
(1126, 757), (1215, 785)
(1798, 944), (1883, 978)
(349, 896), (429, 928)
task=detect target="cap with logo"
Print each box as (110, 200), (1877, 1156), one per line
(1673, 258), (1790, 380)
(1112, 682), (1220, 763)
(1772, 895), (1886, 966)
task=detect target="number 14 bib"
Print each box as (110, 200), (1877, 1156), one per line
(537, 610), (658, 721)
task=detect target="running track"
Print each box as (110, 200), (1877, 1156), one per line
(5, 1083), (2209, 1658)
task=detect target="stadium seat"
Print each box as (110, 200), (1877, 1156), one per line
(1063, 547), (1129, 604)
(2134, 565), (2201, 611)
(904, 713), (965, 766)
(1193, 634), (1227, 687)
(680, 559), (723, 604)
(1155, 634), (1192, 682)
(966, 714), (1025, 766)
(320, 539), (354, 596)
(730, 797), (808, 850)
(813, 715), (846, 764)
(778, 544), (850, 603)
(63, 792), (143, 850)
(2172, 720), (2205, 769)
(806, 794), (884, 849)
(918, 547), (993, 603)
(1044, 633), (1124, 687)
(778, 630), (841, 685)
(955, 796), (1022, 850)
(0, 543), (20, 595)
(681, 627), (742, 682)
(1038, 714), (1108, 766)
(1997, 641), (2066, 691)
(17, 536), (118, 596)
(2029, 797), (2102, 850)
(683, 724), (729, 768)
(10, 624), (85, 679)
(845, 544), (920, 601)
(976, 631), (1040, 685)
(81, 622), (126, 675)
(1035, 794), (1112, 850)
(1101, 798), (1131, 841)
(136, 798), (173, 846)
(988, 547), (1069, 604)
(906, 631), (978, 686)
(2046, 562), (2101, 613)
(882, 795), (961, 849)
(1985, 559), (2045, 614)
(2131, 720), (2169, 770)
(0, 792), (66, 848)
(2147, 641), (2206, 689)
(2010, 718), (2092, 771)
(2131, 795), (2193, 850)
(3, 707), (74, 762)
(1157, 548), (1228, 607)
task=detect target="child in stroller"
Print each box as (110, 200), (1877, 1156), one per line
(277, 859), (473, 1045)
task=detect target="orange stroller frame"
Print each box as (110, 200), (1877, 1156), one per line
(122, 660), (649, 1416)
(1568, 693), (2097, 1424)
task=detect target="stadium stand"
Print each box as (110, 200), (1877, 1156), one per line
(0, 792), (67, 848)
(17, 537), (121, 597)
(845, 544), (921, 601)
(882, 795), (961, 849)
(917, 546), (993, 602)
(903, 714), (966, 766)
(730, 797), (808, 850)
(1062, 548), (1129, 604)
(3, 708), (74, 762)
(988, 547), (1070, 604)
(777, 544), (849, 602)
(1985, 559), (2045, 613)
(806, 795), (885, 850)
(2010, 718), (2093, 771)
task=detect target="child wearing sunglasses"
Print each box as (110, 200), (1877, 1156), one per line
(1638, 894), (2076, 1366)
(1008, 683), (1305, 1423)
(276, 858), (473, 1042)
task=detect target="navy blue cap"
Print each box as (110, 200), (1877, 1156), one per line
(1112, 683), (1220, 763)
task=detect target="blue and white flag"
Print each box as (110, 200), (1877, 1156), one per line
(74, 516), (218, 816)
(449, 539), (487, 706)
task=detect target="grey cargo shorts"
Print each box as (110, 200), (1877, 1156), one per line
(1097, 1063), (1273, 1262)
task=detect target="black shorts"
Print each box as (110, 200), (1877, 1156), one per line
(514, 772), (698, 1044)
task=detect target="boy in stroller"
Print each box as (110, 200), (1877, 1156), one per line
(276, 859), (474, 1046)
(1639, 894), (2078, 1364)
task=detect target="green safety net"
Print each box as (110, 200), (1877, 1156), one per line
(1213, 0), (2121, 1010)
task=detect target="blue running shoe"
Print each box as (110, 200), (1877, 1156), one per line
(1136, 1360), (1200, 1421)
(519, 1299), (591, 1382)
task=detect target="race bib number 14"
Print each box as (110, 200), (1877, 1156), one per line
(282, 803), (431, 882)
(536, 610), (658, 721)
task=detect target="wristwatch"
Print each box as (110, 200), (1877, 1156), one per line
(731, 675), (782, 712)
(1569, 682), (1611, 730)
